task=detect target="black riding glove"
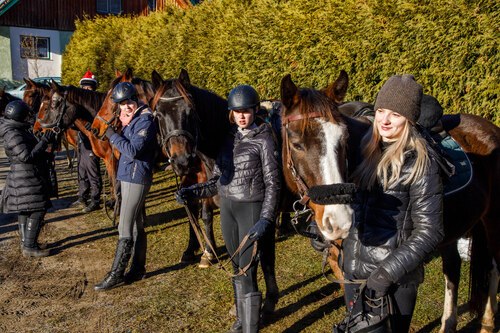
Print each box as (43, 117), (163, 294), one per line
(105, 126), (116, 139)
(175, 187), (195, 205)
(31, 139), (48, 158)
(248, 218), (272, 240)
(366, 268), (392, 298)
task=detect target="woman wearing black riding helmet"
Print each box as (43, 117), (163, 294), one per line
(0, 100), (56, 257)
(176, 85), (281, 333)
(94, 82), (157, 291)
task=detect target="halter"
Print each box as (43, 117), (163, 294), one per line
(95, 103), (120, 139)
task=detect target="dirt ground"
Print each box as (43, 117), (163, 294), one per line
(0, 142), (497, 333)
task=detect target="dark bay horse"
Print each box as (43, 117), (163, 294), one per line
(150, 68), (280, 314)
(37, 81), (121, 205)
(279, 70), (500, 333)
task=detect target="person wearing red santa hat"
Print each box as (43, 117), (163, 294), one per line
(70, 70), (102, 212)
(79, 69), (98, 91)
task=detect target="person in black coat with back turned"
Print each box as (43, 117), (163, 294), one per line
(0, 100), (56, 257)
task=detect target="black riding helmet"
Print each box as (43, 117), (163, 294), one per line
(4, 100), (32, 122)
(227, 85), (260, 110)
(111, 82), (138, 104)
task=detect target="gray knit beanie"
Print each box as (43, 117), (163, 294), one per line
(374, 74), (423, 123)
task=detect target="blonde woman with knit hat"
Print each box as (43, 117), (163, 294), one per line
(334, 75), (444, 333)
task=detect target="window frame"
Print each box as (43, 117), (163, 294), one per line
(20, 35), (51, 60)
(96, 0), (121, 15)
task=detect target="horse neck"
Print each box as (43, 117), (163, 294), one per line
(69, 90), (106, 118)
(190, 86), (230, 158)
(343, 114), (371, 175)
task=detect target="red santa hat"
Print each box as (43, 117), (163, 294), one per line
(79, 69), (98, 87)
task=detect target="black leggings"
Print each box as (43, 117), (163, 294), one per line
(343, 277), (418, 333)
(18, 210), (46, 222)
(219, 197), (262, 294)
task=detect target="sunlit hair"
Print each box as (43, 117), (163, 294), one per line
(352, 118), (429, 190)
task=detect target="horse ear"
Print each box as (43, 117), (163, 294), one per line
(124, 68), (133, 81)
(50, 79), (61, 92)
(152, 70), (163, 90)
(115, 69), (122, 77)
(280, 74), (299, 111)
(179, 69), (191, 88)
(324, 70), (349, 103)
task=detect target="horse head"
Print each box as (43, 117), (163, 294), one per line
(151, 69), (198, 176)
(91, 68), (155, 140)
(280, 70), (354, 241)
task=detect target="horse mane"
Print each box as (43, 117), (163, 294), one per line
(297, 88), (342, 133)
(131, 77), (155, 105)
(189, 85), (230, 158)
(64, 85), (106, 117)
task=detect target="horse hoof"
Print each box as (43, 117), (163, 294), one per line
(262, 297), (277, 315)
(179, 251), (196, 264)
(198, 250), (214, 268)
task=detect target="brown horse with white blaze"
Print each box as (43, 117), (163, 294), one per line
(280, 71), (499, 333)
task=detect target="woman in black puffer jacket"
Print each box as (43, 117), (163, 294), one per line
(336, 75), (444, 333)
(0, 100), (55, 257)
(176, 85), (281, 333)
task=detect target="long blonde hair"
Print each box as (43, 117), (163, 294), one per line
(352, 120), (429, 191)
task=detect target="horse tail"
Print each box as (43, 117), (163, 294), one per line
(468, 222), (493, 316)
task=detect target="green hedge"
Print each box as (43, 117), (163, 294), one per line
(62, 0), (499, 125)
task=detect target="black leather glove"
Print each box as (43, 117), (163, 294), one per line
(31, 139), (48, 157)
(366, 268), (392, 298)
(248, 218), (272, 240)
(41, 131), (56, 143)
(175, 187), (194, 205)
(105, 126), (116, 139)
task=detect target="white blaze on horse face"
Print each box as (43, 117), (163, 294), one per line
(317, 119), (353, 241)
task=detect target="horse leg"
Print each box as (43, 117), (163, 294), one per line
(326, 241), (344, 286)
(179, 201), (200, 264)
(198, 200), (215, 268)
(439, 241), (461, 333)
(260, 220), (279, 320)
(478, 259), (499, 333)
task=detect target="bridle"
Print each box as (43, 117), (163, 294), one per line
(282, 111), (324, 207)
(41, 90), (69, 137)
(154, 84), (198, 162)
(95, 102), (120, 139)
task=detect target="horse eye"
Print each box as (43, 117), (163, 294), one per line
(292, 142), (304, 151)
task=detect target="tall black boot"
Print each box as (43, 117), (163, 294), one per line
(18, 215), (27, 250)
(22, 217), (50, 257)
(228, 279), (244, 333)
(242, 292), (262, 333)
(94, 238), (133, 291)
(124, 229), (147, 283)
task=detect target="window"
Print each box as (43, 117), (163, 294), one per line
(96, 0), (121, 14)
(20, 35), (50, 59)
(148, 0), (156, 11)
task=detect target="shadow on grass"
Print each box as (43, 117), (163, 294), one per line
(48, 225), (118, 255)
(263, 281), (343, 330)
(417, 302), (499, 333)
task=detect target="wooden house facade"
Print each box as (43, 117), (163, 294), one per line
(0, 0), (200, 81)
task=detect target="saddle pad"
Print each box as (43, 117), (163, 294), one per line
(438, 135), (473, 196)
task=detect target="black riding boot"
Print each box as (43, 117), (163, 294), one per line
(228, 279), (244, 333)
(18, 215), (27, 250)
(242, 292), (262, 333)
(94, 238), (133, 291)
(124, 229), (147, 283)
(22, 217), (50, 257)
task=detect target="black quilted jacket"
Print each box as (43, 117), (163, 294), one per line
(194, 123), (281, 222)
(0, 118), (51, 213)
(341, 150), (444, 285)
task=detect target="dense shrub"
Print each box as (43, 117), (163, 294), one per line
(62, 0), (499, 125)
